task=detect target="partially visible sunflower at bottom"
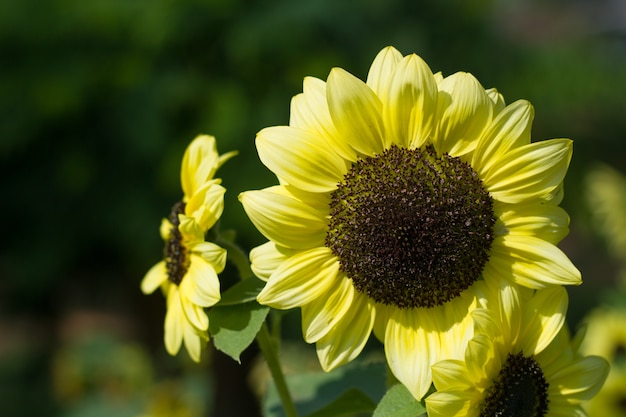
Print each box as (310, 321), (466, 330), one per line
(142, 135), (237, 362)
(579, 307), (626, 416)
(425, 279), (609, 417)
(239, 46), (581, 399)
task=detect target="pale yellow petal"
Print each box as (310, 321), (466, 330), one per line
(177, 213), (206, 242)
(385, 308), (440, 400)
(257, 247), (338, 309)
(434, 72), (493, 157)
(164, 287), (184, 356)
(495, 201), (570, 244)
(301, 274), (354, 343)
(472, 100), (534, 176)
(366, 46), (403, 97)
(426, 390), (477, 417)
(159, 218), (172, 240)
(141, 261), (167, 294)
(181, 254), (221, 307)
(485, 87), (505, 113)
(431, 359), (474, 390)
(327, 67), (385, 155)
(185, 181), (225, 231)
(250, 241), (293, 281)
(484, 235), (582, 288)
(315, 292), (374, 371)
(239, 186), (327, 250)
(384, 53), (438, 149)
(182, 320), (208, 363)
(484, 139), (573, 204)
(290, 77), (355, 161)
(548, 356), (609, 402)
(181, 135), (220, 198)
(256, 126), (347, 193)
(181, 297), (209, 331)
(191, 241), (227, 274)
(520, 286), (567, 355)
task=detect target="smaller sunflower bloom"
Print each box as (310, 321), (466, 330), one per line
(425, 279), (609, 417)
(141, 135), (236, 362)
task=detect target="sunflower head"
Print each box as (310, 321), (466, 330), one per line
(240, 46), (581, 398)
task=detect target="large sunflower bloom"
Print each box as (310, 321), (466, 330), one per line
(239, 46), (581, 398)
(425, 279), (609, 417)
(142, 135), (236, 362)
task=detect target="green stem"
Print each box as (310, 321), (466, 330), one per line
(257, 322), (298, 417)
(216, 233), (296, 416)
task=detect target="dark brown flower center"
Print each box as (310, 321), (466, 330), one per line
(480, 352), (550, 417)
(164, 201), (189, 285)
(325, 145), (495, 309)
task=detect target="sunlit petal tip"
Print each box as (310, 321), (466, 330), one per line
(181, 134), (221, 198)
(239, 187), (327, 250)
(327, 67), (385, 155)
(257, 247), (338, 309)
(366, 46), (403, 96)
(256, 126), (346, 193)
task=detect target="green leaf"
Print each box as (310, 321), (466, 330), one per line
(306, 388), (376, 417)
(264, 360), (386, 417)
(208, 301), (269, 363)
(217, 276), (266, 305)
(373, 384), (427, 417)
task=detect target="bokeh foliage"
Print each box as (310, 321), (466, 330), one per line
(1, 0), (625, 415)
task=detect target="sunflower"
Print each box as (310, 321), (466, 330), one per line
(141, 135), (236, 362)
(239, 46), (581, 399)
(425, 279), (609, 417)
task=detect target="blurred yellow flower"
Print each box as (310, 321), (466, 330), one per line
(585, 164), (626, 283)
(141, 135), (236, 362)
(426, 279), (609, 417)
(240, 46), (580, 399)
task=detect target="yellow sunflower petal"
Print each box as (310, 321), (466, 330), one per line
(385, 308), (440, 400)
(425, 389), (476, 417)
(192, 241), (227, 274)
(250, 242), (293, 281)
(315, 292), (374, 371)
(384, 53), (438, 149)
(185, 181), (225, 231)
(181, 297), (209, 331)
(484, 139), (573, 204)
(485, 235), (582, 288)
(257, 247), (338, 309)
(434, 72), (493, 157)
(485, 87), (505, 113)
(366, 46), (402, 97)
(181, 254), (221, 307)
(290, 77), (355, 161)
(164, 287), (184, 356)
(301, 274), (354, 343)
(141, 261), (167, 294)
(520, 286), (567, 355)
(548, 356), (609, 402)
(431, 359), (474, 390)
(464, 333), (498, 383)
(159, 218), (172, 240)
(495, 201), (570, 244)
(239, 186), (327, 250)
(181, 135), (220, 199)
(256, 126), (347, 193)
(182, 320), (208, 363)
(472, 100), (534, 176)
(327, 67), (385, 155)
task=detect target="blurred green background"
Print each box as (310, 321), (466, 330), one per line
(2, 0), (625, 415)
